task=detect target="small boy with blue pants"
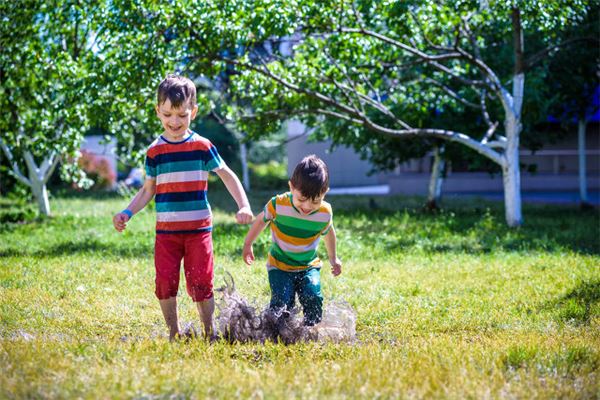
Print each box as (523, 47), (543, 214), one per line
(243, 155), (342, 326)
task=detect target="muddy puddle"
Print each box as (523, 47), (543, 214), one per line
(215, 273), (356, 344)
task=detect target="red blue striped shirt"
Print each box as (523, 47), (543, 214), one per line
(145, 132), (223, 234)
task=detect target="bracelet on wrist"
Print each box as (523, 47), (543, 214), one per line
(122, 209), (133, 218)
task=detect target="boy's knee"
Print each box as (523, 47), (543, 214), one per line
(187, 283), (213, 302)
(303, 298), (323, 326)
(155, 276), (179, 300)
(299, 280), (323, 326)
(270, 294), (295, 311)
(300, 272), (322, 299)
(155, 283), (178, 300)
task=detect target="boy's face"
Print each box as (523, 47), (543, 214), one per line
(289, 182), (327, 215)
(155, 98), (198, 141)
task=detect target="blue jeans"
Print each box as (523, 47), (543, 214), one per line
(268, 268), (323, 326)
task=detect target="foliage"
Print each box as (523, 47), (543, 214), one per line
(249, 161), (288, 191)
(200, 1), (595, 147)
(193, 116), (240, 168)
(0, 1), (102, 185)
(126, 0), (593, 226)
(0, 192), (598, 398)
(545, 6), (600, 123)
(0, 197), (37, 224)
(0, 1), (188, 212)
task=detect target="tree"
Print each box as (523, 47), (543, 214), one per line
(0, 1), (176, 215)
(168, 0), (596, 227)
(1, 1), (94, 214)
(545, 7), (599, 208)
(0, 1), (129, 215)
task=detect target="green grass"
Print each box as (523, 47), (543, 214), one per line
(1, 190), (599, 399)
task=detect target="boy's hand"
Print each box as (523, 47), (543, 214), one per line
(236, 206), (253, 224)
(330, 258), (342, 276)
(113, 212), (130, 232)
(242, 243), (255, 266)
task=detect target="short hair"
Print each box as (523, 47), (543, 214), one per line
(157, 74), (196, 108)
(290, 155), (329, 200)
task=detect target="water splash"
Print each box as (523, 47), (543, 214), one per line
(215, 273), (356, 344)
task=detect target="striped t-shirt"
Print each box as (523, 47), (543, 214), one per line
(145, 132), (224, 234)
(263, 192), (333, 272)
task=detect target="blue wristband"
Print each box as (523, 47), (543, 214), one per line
(122, 209), (133, 219)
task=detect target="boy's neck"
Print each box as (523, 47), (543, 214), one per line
(162, 129), (192, 143)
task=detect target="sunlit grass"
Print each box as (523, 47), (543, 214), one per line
(1, 191), (599, 398)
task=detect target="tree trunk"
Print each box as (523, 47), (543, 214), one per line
(27, 169), (50, 216)
(500, 8), (524, 227)
(426, 145), (445, 210)
(23, 150), (57, 216)
(578, 118), (589, 205)
(502, 114), (523, 227)
(239, 140), (250, 191)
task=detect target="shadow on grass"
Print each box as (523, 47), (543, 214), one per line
(1, 191), (598, 258)
(327, 197), (600, 255)
(542, 280), (600, 325)
(0, 238), (154, 259)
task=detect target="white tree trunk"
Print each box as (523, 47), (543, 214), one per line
(239, 140), (250, 191)
(427, 145), (445, 208)
(30, 175), (51, 216)
(578, 118), (588, 204)
(23, 150), (58, 216)
(502, 114), (523, 227)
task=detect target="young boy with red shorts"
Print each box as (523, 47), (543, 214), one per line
(113, 74), (253, 340)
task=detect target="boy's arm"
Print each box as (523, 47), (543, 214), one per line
(112, 178), (156, 232)
(323, 226), (342, 276)
(215, 166), (253, 224)
(242, 211), (268, 266)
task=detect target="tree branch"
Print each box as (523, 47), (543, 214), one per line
(340, 28), (462, 62)
(524, 36), (600, 71)
(319, 49), (366, 116)
(215, 47), (504, 166)
(42, 153), (61, 183)
(319, 49), (411, 129)
(424, 77), (480, 109)
(0, 136), (31, 186)
(340, 27), (489, 88)
(217, 54), (369, 126)
(409, 9), (455, 52)
(512, 7), (524, 75)
(23, 151), (40, 179)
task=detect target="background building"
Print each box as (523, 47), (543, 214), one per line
(287, 120), (600, 199)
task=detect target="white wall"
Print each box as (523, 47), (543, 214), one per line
(286, 120), (384, 187)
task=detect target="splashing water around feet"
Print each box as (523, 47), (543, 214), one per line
(216, 273), (356, 344)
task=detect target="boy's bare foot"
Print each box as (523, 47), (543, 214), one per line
(181, 323), (198, 341)
(170, 323), (198, 342)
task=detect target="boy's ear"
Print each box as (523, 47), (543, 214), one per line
(155, 104), (160, 116)
(190, 104), (198, 120)
(288, 181), (293, 191)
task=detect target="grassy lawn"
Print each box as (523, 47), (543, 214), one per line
(1, 190), (599, 399)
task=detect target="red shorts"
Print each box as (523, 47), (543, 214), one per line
(154, 231), (214, 302)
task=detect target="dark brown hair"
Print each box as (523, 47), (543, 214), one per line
(290, 155), (329, 200)
(157, 74), (196, 108)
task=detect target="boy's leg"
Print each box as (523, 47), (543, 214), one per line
(183, 231), (215, 338)
(159, 297), (180, 340)
(195, 297), (215, 338)
(268, 268), (296, 313)
(297, 268), (323, 326)
(155, 234), (185, 340)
